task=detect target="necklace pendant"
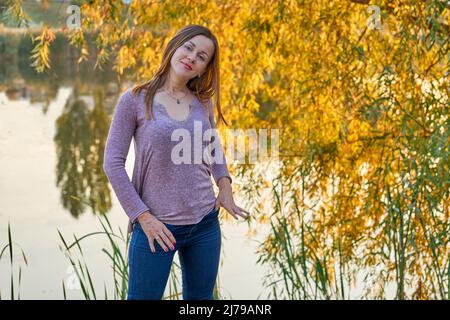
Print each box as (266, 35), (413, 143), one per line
(177, 99), (180, 104)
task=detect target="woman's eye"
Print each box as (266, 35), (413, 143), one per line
(185, 45), (206, 61)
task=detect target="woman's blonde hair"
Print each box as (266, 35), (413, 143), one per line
(131, 24), (228, 127)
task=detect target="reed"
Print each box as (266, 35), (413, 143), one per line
(0, 222), (28, 300)
(256, 148), (449, 300)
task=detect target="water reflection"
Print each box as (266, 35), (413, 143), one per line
(1, 33), (128, 218)
(1, 32), (120, 106)
(54, 87), (113, 217)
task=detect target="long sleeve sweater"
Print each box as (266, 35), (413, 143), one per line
(103, 88), (232, 233)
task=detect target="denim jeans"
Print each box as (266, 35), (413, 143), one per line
(127, 207), (221, 300)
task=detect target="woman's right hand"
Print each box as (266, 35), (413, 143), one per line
(137, 211), (176, 253)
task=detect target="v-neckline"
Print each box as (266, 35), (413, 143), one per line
(154, 95), (198, 123)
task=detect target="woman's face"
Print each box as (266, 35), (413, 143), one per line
(171, 34), (214, 80)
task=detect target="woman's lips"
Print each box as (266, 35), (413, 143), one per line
(181, 61), (192, 70)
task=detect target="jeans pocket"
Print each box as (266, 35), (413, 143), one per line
(211, 207), (220, 216)
(202, 207), (220, 223)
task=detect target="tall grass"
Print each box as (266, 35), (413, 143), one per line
(0, 222), (28, 300)
(258, 183), (449, 299)
(257, 182), (354, 300)
(256, 139), (449, 300)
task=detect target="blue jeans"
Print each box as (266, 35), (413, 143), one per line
(127, 207), (221, 300)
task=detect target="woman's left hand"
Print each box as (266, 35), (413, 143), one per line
(215, 178), (250, 220)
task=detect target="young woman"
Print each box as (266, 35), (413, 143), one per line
(103, 24), (249, 300)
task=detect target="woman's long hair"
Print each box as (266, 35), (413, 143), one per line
(131, 24), (228, 127)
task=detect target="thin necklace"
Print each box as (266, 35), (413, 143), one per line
(163, 87), (189, 104)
